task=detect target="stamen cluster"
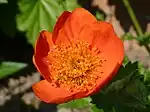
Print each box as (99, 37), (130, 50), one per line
(48, 41), (105, 91)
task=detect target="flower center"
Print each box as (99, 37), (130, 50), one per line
(48, 40), (105, 92)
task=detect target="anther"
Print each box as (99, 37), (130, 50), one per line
(48, 40), (105, 91)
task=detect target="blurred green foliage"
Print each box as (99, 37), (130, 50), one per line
(58, 97), (92, 108)
(17, 0), (80, 46)
(0, 0), (7, 4)
(0, 61), (27, 79)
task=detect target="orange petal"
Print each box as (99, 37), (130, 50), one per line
(55, 8), (96, 44)
(90, 21), (117, 52)
(87, 31), (124, 96)
(79, 21), (124, 65)
(78, 21), (116, 49)
(32, 80), (88, 104)
(52, 11), (71, 43)
(33, 31), (54, 81)
(78, 25), (93, 45)
(91, 21), (124, 64)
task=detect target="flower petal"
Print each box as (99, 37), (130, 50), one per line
(78, 21), (124, 96)
(86, 53), (121, 96)
(78, 21), (117, 49)
(78, 25), (93, 45)
(32, 80), (88, 104)
(86, 30), (124, 95)
(52, 11), (71, 43)
(90, 21), (117, 52)
(32, 80), (72, 104)
(91, 21), (124, 64)
(33, 31), (54, 81)
(55, 8), (96, 44)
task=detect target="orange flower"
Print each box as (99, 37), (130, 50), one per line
(32, 8), (124, 104)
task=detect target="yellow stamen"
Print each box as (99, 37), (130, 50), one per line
(48, 40), (106, 92)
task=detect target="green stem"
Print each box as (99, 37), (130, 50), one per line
(122, 0), (144, 36)
(123, 0), (150, 54)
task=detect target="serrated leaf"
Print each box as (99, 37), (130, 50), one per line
(104, 65), (148, 110)
(91, 62), (149, 111)
(111, 62), (138, 82)
(91, 92), (133, 112)
(122, 79), (148, 109)
(0, 61), (27, 79)
(0, 0), (7, 4)
(105, 70), (137, 92)
(57, 97), (91, 109)
(106, 75), (148, 110)
(17, 0), (79, 46)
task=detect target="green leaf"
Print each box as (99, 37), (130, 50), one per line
(95, 11), (105, 21)
(57, 97), (91, 109)
(138, 63), (150, 84)
(60, 0), (80, 11)
(0, 61), (27, 79)
(144, 71), (150, 84)
(91, 92), (133, 112)
(107, 75), (148, 109)
(122, 79), (148, 109)
(0, 0), (7, 4)
(90, 104), (104, 112)
(111, 62), (138, 82)
(121, 33), (134, 41)
(136, 33), (150, 45)
(105, 64), (148, 110)
(91, 62), (149, 111)
(17, 0), (79, 46)
(123, 55), (130, 66)
(105, 70), (138, 93)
